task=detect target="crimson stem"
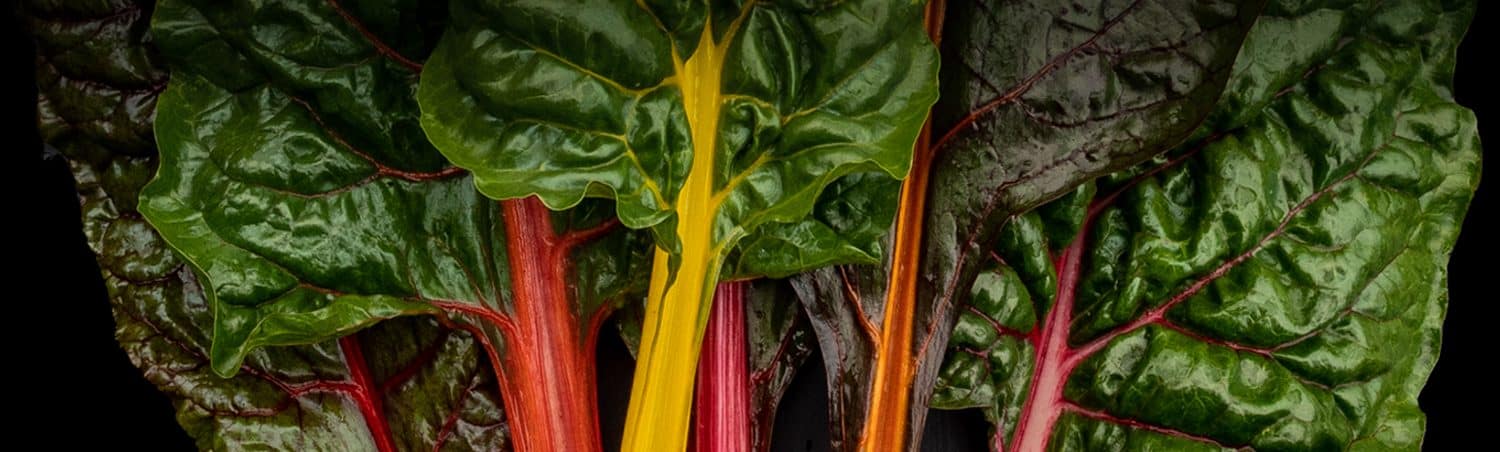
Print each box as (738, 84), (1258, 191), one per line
(1008, 225), (1088, 452)
(337, 335), (396, 452)
(494, 197), (605, 452)
(694, 280), (751, 452)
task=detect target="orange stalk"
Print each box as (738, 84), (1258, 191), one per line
(859, 2), (944, 450)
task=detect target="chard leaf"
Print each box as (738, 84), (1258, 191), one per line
(743, 279), (815, 452)
(730, 172), (902, 279)
(32, 1), (506, 449)
(792, 0), (1264, 450)
(138, 1), (650, 449)
(932, 0), (1481, 449)
(143, 0), (451, 368)
(415, 1), (938, 449)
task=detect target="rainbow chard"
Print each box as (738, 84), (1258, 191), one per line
(35, 0), (1479, 450)
(619, 171), (895, 451)
(791, 0), (1265, 450)
(700, 171), (901, 452)
(613, 277), (820, 452)
(137, 0), (651, 450)
(33, 1), (509, 449)
(931, 0), (1480, 449)
(415, 1), (938, 450)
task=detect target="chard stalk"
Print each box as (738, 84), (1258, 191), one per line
(694, 281), (751, 452)
(621, 16), (746, 452)
(861, 2), (945, 450)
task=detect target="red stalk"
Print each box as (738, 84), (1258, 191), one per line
(694, 281), (751, 452)
(275, 10), (610, 448)
(1008, 231), (1087, 452)
(494, 197), (604, 452)
(338, 336), (397, 452)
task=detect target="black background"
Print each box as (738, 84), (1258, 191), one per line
(17, 3), (1492, 451)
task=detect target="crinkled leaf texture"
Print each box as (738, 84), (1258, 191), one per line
(142, 0), (643, 369)
(415, 2), (937, 448)
(931, 0), (1481, 450)
(416, 0), (936, 258)
(731, 172), (901, 279)
(140, 0), (653, 449)
(791, 0), (1263, 449)
(32, 0), (506, 449)
(144, 0), (443, 373)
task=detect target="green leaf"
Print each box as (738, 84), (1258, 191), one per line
(791, 0), (1263, 449)
(143, 0), (449, 372)
(417, 0), (935, 243)
(415, 2), (938, 449)
(932, 0), (1481, 449)
(139, 0), (651, 448)
(730, 172), (901, 279)
(31, 1), (506, 449)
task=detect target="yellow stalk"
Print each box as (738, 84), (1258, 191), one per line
(621, 18), (732, 452)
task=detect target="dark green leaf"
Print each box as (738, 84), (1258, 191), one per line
(730, 172), (901, 279)
(933, 1), (1480, 449)
(794, 0), (1264, 449)
(138, 0), (654, 448)
(143, 0), (451, 371)
(140, 0), (645, 370)
(417, 0), (936, 247)
(31, 1), (506, 449)
(415, 3), (936, 447)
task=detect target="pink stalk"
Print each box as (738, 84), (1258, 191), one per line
(694, 280), (750, 452)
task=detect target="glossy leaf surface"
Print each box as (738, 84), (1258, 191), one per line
(144, 0), (451, 371)
(138, 0), (648, 450)
(931, 1), (1481, 449)
(416, 2), (937, 449)
(744, 279), (816, 452)
(418, 0), (935, 243)
(31, 1), (506, 449)
(793, 0), (1264, 449)
(731, 173), (901, 280)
